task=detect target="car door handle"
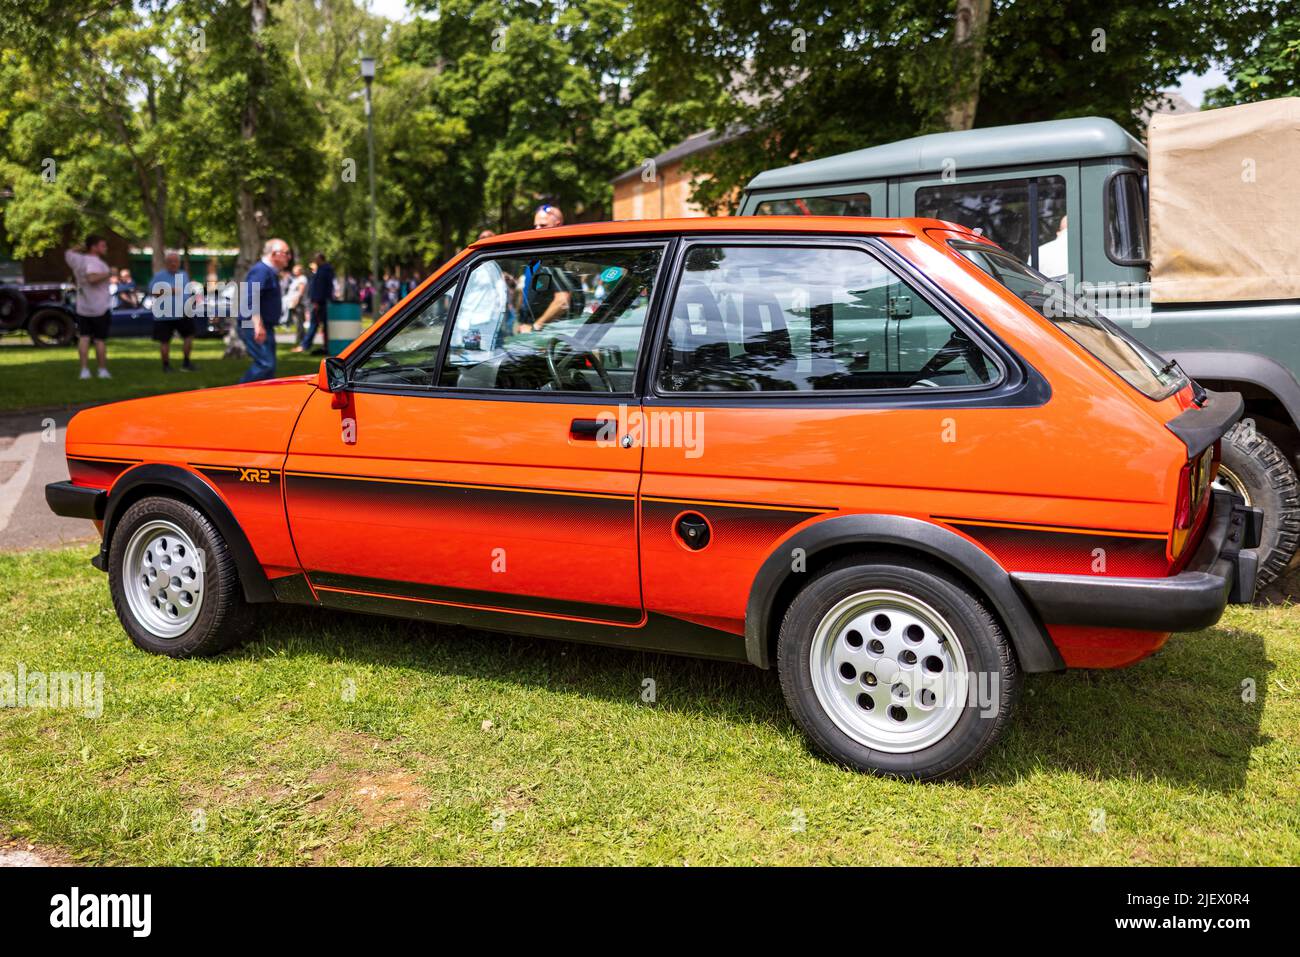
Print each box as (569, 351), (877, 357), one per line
(570, 417), (613, 440)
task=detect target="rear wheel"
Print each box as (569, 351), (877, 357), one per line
(778, 556), (1019, 780)
(1216, 420), (1300, 595)
(27, 308), (76, 347)
(108, 496), (257, 657)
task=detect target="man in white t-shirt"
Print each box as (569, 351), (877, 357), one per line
(64, 233), (114, 379)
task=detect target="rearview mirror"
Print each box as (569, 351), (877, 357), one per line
(319, 356), (348, 393)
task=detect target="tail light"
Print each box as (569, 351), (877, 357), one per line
(1175, 444), (1217, 530)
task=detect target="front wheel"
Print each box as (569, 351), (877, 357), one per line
(778, 556), (1019, 780)
(108, 495), (257, 657)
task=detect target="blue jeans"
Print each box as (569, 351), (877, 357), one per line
(239, 323), (277, 383)
(300, 301), (328, 350)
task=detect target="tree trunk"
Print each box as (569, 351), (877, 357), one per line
(944, 0), (992, 132)
(149, 165), (167, 275)
(144, 81), (168, 275)
(229, 0), (271, 357)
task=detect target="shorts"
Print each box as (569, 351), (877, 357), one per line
(152, 316), (196, 342)
(75, 311), (111, 341)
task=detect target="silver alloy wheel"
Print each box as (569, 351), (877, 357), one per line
(122, 519), (205, 639)
(1212, 464), (1251, 506)
(809, 589), (969, 753)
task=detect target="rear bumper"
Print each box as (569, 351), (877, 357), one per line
(1012, 490), (1262, 633)
(45, 481), (106, 521)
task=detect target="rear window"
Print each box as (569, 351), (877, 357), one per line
(916, 176), (1067, 276)
(951, 241), (1186, 400)
(753, 192), (872, 216)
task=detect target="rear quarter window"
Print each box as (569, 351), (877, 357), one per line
(950, 240), (1185, 401)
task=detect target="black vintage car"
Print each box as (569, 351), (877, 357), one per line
(0, 281), (225, 346)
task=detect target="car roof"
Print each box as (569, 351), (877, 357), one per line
(470, 216), (968, 248)
(744, 117), (1146, 192)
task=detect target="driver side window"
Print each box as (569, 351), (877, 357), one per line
(437, 245), (663, 393)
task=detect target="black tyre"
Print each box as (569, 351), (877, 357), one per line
(1218, 420), (1300, 594)
(777, 555), (1019, 780)
(27, 308), (76, 347)
(107, 495), (257, 657)
(0, 287), (27, 332)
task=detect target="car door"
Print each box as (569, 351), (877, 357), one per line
(283, 239), (670, 628)
(637, 237), (1005, 635)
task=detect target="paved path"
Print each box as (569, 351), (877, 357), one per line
(0, 407), (98, 552)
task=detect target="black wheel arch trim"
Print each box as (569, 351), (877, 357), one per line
(744, 513), (1065, 673)
(93, 463), (275, 603)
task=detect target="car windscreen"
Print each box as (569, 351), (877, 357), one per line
(951, 240), (1186, 401)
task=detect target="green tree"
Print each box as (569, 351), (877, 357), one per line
(627, 0), (1282, 212)
(398, 0), (698, 262)
(271, 0), (397, 274)
(0, 1), (194, 269)
(174, 0), (322, 275)
(1205, 12), (1300, 105)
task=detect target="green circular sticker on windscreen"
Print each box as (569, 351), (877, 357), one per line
(600, 266), (625, 284)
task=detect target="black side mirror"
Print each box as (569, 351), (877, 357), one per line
(322, 356), (348, 393)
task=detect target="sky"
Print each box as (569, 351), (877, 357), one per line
(364, 1), (1230, 107)
(367, 0), (410, 21)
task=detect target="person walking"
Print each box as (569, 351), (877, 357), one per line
(293, 251), (334, 354)
(283, 263), (308, 341)
(64, 234), (114, 379)
(148, 250), (198, 372)
(240, 238), (290, 383)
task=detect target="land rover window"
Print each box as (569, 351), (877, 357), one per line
(753, 193), (873, 217)
(437, 246), (663, 393)
(915, 176), (1067, 275)
(657, 244), (997, 394)
(953, 240), (1185, 400)
(351, 285), (456, 388)
(1106, 169), (1150, 265)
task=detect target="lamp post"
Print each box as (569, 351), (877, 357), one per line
(360, 55), (378, 293)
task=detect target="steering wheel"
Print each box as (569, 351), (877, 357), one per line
(909, 330), (988, 387)
(545, 334), (615, 392)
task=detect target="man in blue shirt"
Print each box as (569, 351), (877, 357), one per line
(241, 238), (290, 383)
(294, 251), (335, 354)
(148, 250), (198, 372)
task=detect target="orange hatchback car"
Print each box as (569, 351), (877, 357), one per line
(47, 218), (1261, 779)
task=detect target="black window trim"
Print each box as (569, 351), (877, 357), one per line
(643, 233), (1037, 406)
(1102, 167), (1151, 268)
(342, 237), (678, 405)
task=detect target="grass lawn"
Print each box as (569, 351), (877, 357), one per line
(1, 545), (1297, 866)
(0, 336), (325, 413)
